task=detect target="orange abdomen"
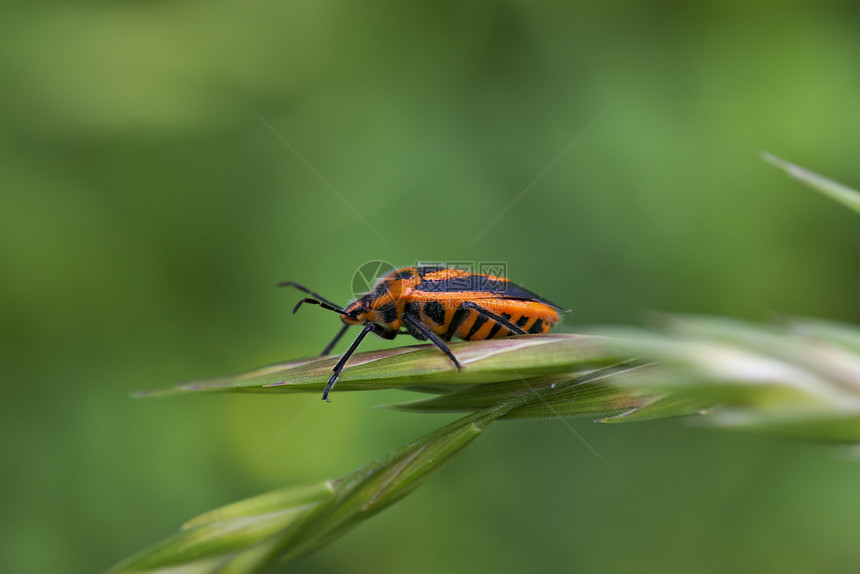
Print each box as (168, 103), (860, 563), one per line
(414, 297), (560, 341)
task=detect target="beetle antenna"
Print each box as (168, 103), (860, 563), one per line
(293, 298), (347, 315)
(277, 281), (344, 310)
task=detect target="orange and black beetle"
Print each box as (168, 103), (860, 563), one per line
(279, 266), (567, 401)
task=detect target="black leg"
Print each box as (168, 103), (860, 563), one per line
(444, 301), (527, 340)
(402, 313), (462, 370)
(320, 323), (350, 356)
(278, 281), (344, 311)
(462, 301), (527, 335)
(323, 323), (375, 402)
(369, 323), (399, 340)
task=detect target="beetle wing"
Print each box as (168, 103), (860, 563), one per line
(411, 272), (566, 311)
(492, 281), (567, 311)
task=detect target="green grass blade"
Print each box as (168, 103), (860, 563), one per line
(598, 394), (715, 423)
(181, 482), (336, 530)
(595, 316), (860, 442)
(384, 374), (579, 413)
(135, 335), (620, 398)
(273, 410), (495, 563)
(706, 411), (860, 442)
(785, 317), (860, 354)
(499, 363), (658, 420)
(113, 315), (860, 574)
(111, 345), (637, 573)
(763, 152), (860, 215)
(107, 411), (494, 573)
(106, 504), (315, 573)
(387, 366), (652, 419)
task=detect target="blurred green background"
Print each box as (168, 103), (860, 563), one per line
(3, 1), (860, 573)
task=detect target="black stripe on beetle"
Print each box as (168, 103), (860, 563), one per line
(486, 313), (512, 338)
(423, 300), (446, 325)
(466, 312), (489, 340)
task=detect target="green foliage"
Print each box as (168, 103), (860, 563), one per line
(114, 342), (648, 573)
(598, 316), (860, 440)
(108, 155), (860, 574)
(136, 335), (625, 397)
(5, 4), (860, 573)
(108, 414), (487, 573)
(113, 315), (860, 573)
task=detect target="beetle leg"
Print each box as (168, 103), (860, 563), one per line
(323, 323), (375, 402)
(319, 323), (350, 356)
(444, 301), (527, 341)
(462, 301), (527, 335)
(401, 313), (462, 370)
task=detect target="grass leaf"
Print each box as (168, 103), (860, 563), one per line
(108, 411), (493, 573)
(134, 335), (622, 398)
(595, 316), (860, 441)
(109, 153), (860, 574)
(763, 152), (860, 215)
(113, 358), (645, 573)
(114, 315), (860, 573)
